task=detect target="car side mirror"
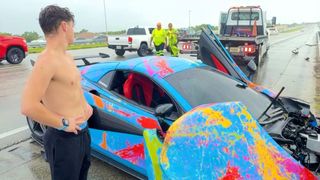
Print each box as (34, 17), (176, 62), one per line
(155, 103), (174, 118)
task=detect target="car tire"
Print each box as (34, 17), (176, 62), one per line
(115, 49), (125, 56)
(26, 116), (47, 144)
(137, 43), (148, 57)
(255, 45), (261, 67)
(6, 47), (25, 64)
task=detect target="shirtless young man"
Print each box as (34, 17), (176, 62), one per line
(21, 5), (92, 180)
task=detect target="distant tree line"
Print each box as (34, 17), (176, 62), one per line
(75, 29), (126, 36)
(0, 32), (12, 36)
(21, 31), (40, 42)
(0, 25), (218, 42)
(0, 31), (40, 42)
(107, 30), (126, 35)
(189, 24), (218, 32)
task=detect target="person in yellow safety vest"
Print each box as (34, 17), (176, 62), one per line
(150, 22), (167, 56)
(167, 23), (179, 57)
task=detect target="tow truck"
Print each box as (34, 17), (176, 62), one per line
(218, 6), (269, 67)
(180, 6), (269, 75)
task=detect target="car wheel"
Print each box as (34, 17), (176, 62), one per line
(137, 43), (148, 57)
(6, 47), (24, 64)
(115, 49), (125, 56)
(26, 116), (47, 144)
(255, 45), (262, 67)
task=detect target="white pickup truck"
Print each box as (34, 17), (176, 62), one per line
(108, 27), (154, 57)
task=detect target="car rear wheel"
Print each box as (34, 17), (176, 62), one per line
(26, 116), (47, 144)
(255, 45), (262, 67)
(6, 47), (24, 64)
(137, 43), (148, 57)
(115, 49), (125, 56)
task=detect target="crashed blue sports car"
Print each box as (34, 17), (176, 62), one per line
(27, 27), (319, 179)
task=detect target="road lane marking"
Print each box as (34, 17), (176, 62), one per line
(0, 126), (29, 140)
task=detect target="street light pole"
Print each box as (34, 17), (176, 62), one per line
(188, 10), (191, 31)
(103, 0), (108, 34)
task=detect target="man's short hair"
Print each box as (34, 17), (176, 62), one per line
(39, 5), (74, 35)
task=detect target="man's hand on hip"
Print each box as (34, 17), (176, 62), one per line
(85, 103), (93, 120)
(65, 115), (85, 134)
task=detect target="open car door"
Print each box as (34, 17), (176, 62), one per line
(197, 25), (256, 81)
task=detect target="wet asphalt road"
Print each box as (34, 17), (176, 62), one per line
(0, 24), (319, 179)
(254, 24), (320, 115)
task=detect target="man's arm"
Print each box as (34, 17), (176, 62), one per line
(150, 30), (154, 46)
(21, 55), (81, 133)
(175, 29), (179, 37)
(165, 29), (169, 46)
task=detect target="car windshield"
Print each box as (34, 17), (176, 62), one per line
(127, 28), (146, 35)
(165, 67), (271, 119)
(231, 11), (260, 21)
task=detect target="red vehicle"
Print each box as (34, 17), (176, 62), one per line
(0, 35), (28, 64)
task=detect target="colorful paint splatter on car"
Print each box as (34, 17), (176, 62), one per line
(93, 94), (104, 109)
(100, 132), (108, 150)
(85, 92), (161, 130)
(139, 56), (175, 78)
(247, 81), (276, 98)
(114, 143), (145, 165)
(80, 66), (91, 75)
(79, 56), (317, 179)
(155, 59), (174, 78)
(137, 117), (161, 129)
(91, 129), (146, 169)
(220, 162), (242, 180)
(155, 102), (316, 179)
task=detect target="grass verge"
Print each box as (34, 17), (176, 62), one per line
(28, 42), (108, 54)
(280, 26), (304, 33)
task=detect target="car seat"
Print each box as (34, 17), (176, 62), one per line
(123, 73), (154, 107)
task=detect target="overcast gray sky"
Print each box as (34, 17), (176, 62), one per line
(1, 0), (319, 35)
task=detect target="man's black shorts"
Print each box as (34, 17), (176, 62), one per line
(44, 126), (91, 180)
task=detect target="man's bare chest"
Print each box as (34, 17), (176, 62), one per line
(53, 62), (81, 87)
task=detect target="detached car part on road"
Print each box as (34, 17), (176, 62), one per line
(27, 27), (319, 179)
(0, 35), (28, 64)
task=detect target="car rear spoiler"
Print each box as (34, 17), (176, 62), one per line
(30, 52), (110, 67)
(74, 53), (110, 65)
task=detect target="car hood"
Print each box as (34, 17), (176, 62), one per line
(144, 102), (316, 179)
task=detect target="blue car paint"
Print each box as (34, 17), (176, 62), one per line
(156, 102), (316, 179)
(90, 129), (146, 175)
(80, 55), (285, 178)
(80, 62), (119, 83)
